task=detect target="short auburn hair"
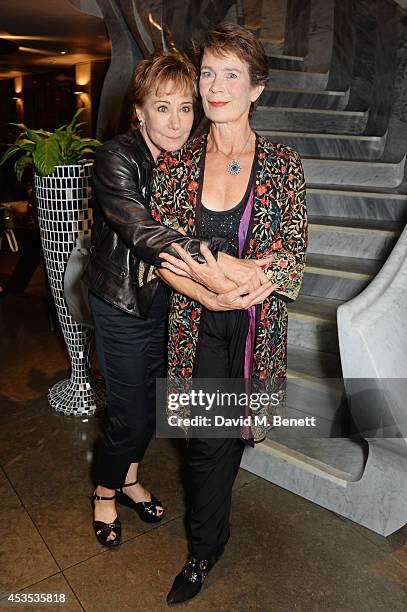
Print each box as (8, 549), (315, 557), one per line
(131, 50), (197, 128)
(197, 23), (268, 115)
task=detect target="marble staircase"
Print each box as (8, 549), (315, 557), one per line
(72, 0), (407, 536)
(242, 0), (407, 535)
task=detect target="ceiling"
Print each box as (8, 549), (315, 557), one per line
(0, 0), (111, 80)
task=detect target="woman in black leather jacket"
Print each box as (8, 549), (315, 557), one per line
(84, 51), (204, 547)
(84, 50), (270, 548)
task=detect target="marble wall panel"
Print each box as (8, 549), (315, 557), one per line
(327, 0), (355, 92)
(256, 0), (288, 49)
(305, 0), (335, 73)
(391, 17), (407, 125)
(348, 0), (398, 135)
(284, 0), (311, 57)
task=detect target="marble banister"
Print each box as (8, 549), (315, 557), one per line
(337, 223), (407, 433)
(332, 223), (407, 532)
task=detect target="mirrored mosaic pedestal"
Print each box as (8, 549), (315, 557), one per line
(35, 164), (105, 416)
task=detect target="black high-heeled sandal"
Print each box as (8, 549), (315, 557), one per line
(115, 480), (164, 523)
(91, 492), (122, 548)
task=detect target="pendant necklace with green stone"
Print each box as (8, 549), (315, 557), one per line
(218, 131), (253, 176)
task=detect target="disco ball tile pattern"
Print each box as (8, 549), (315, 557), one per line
(35, 164), (105, 416)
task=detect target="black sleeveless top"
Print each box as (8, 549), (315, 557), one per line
(200, 161), (256, 256)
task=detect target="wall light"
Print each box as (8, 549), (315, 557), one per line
(75, 63), (91, 87)
(14, 75), (23, 94)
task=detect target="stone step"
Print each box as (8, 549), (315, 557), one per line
(287, 343), (343, 425)
(267, 53), (305, 71)
(258, 437), (367, 481)
(252, 107), (369, 134)
(259, 130), (386, 160)
(301, 253), (382, 300)
(287, 344), (342, 379)
(303, 156), (406, 188)
(268, 68), (329, 89)
(307, 187), (407, 221)
(288, 295), (340, 354)
(308, 217), (402, 259)
(260, 86), (350, 110)
(285, 354), (347, 437)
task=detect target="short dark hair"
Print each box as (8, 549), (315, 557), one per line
(199, 23), (269, 88)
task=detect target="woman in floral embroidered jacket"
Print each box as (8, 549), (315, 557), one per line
(149, 24), (308, 605)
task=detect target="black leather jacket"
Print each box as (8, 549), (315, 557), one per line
(83, 129), (223, 318)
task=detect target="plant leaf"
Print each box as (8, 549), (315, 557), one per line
(79, 138), (101, 147)
(0, 145), (21, 166)
(10, 123), (41, 142)
(68, 107), (85, 130)
(55, 130), (73, 164)
(34, 129), (52, 137)
(33, 137), (60, 176)
(69, 136), (87, 150)
(15, 154), (33, 182)
(16, 137), (35, 145)
(15, 139), (35, 154)
(9, 122), (29, 131)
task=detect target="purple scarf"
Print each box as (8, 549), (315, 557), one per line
(237, 186), (255, 443)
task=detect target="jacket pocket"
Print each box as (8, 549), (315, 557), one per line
(98, 256), (128, 278)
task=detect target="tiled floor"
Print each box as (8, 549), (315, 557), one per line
(1, 261), (407, 611)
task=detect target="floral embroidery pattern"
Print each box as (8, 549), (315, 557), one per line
(149, 134), (307, 385)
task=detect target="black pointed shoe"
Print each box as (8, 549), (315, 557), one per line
(91, 492), (121, 548)
(115, 480), (164, 523)
(166, 549), (223, 606)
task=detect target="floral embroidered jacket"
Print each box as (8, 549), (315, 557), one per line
(149, 133), (308, 384)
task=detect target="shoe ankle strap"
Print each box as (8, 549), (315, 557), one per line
(119, 479), (139, 489)
(92, 492), (116, 501)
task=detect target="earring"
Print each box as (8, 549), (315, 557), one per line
(139, 118), (144, 126)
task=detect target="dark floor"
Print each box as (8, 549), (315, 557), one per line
(1, 256), (407, 612)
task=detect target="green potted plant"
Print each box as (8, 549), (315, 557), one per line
(0, 108), (101, 179)
(0, 109), (105, 417)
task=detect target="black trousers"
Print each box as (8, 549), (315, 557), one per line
(89, 285), (167, 489)
(188, 309), (248, 559)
